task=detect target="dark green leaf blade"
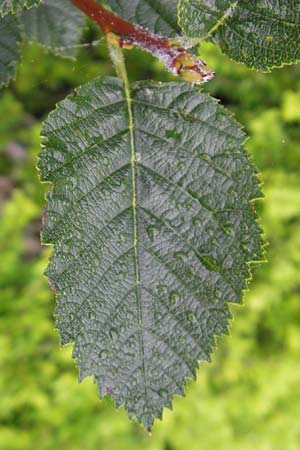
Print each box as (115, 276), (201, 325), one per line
(0, 0), (41, 17)
(0, 14), (20, 87)
(21, 0), (85, 57)
(178, 0), (237, 37)
(179, 0), (300, 70)
(39, 77), (263, 429)
(105, 0), (179, 36)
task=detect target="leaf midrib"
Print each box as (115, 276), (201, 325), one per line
(123, 76), (149, 410)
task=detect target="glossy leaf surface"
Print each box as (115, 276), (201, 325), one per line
(39, 76), (262, 428)
(179, 0), (300, 70)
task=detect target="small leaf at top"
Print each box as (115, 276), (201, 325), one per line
(39, 76), (263, 429)
(0, 0), (41, 17)
(178, 0), (300, 70)
(0, 14), (20, 87)
(21, 0), (85, 57)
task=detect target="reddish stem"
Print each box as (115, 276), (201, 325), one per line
(71, 0), (168, 45)
(70, 0), (215, 83)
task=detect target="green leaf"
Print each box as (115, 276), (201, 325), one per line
(178, 0), (300, 70)
(178, 0), (236, 37)
(0, 14), (20, 87)
(21, 0), (85, 57)
(105, 0), (179, 35)
(0, 0), (86, 88)
(0, 0), (41, 17)
(39, 76), (263, 429)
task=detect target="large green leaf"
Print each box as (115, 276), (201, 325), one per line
(0, 0), (41, 16)
(104, 0), (179, 35)
(0, 14), (20, 87)
(179, 0), (300, 70)
(21, 0), (85, 57)
(39, 76), (262, 429)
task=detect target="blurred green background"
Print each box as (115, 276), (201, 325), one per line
(1, 29), (300, 450)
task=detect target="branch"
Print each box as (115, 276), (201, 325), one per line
(70, 0), (215, 83)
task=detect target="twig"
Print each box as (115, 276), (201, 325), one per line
(70, 0), (215, 83)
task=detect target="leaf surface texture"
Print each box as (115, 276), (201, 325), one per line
(39, 77), (262, 428)
(21, 0), (85, 57)
(0, 0), (41, 16)
(105, 0), (179, 35)
(0, 14), (20, 87)
(179, 0), (300, 70)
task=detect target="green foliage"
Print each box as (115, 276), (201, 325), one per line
(0, 0), (41, 16)
(21, 0), (85, 57)
(0, 32), (300, 448)
(0, 0), (86, 87)
(0, 15), (20, 87)
(179, 0), (300, 70)
(39, 76), (262, 428)
(105, 0), (179, 35)
(1, 0), (300, 436)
